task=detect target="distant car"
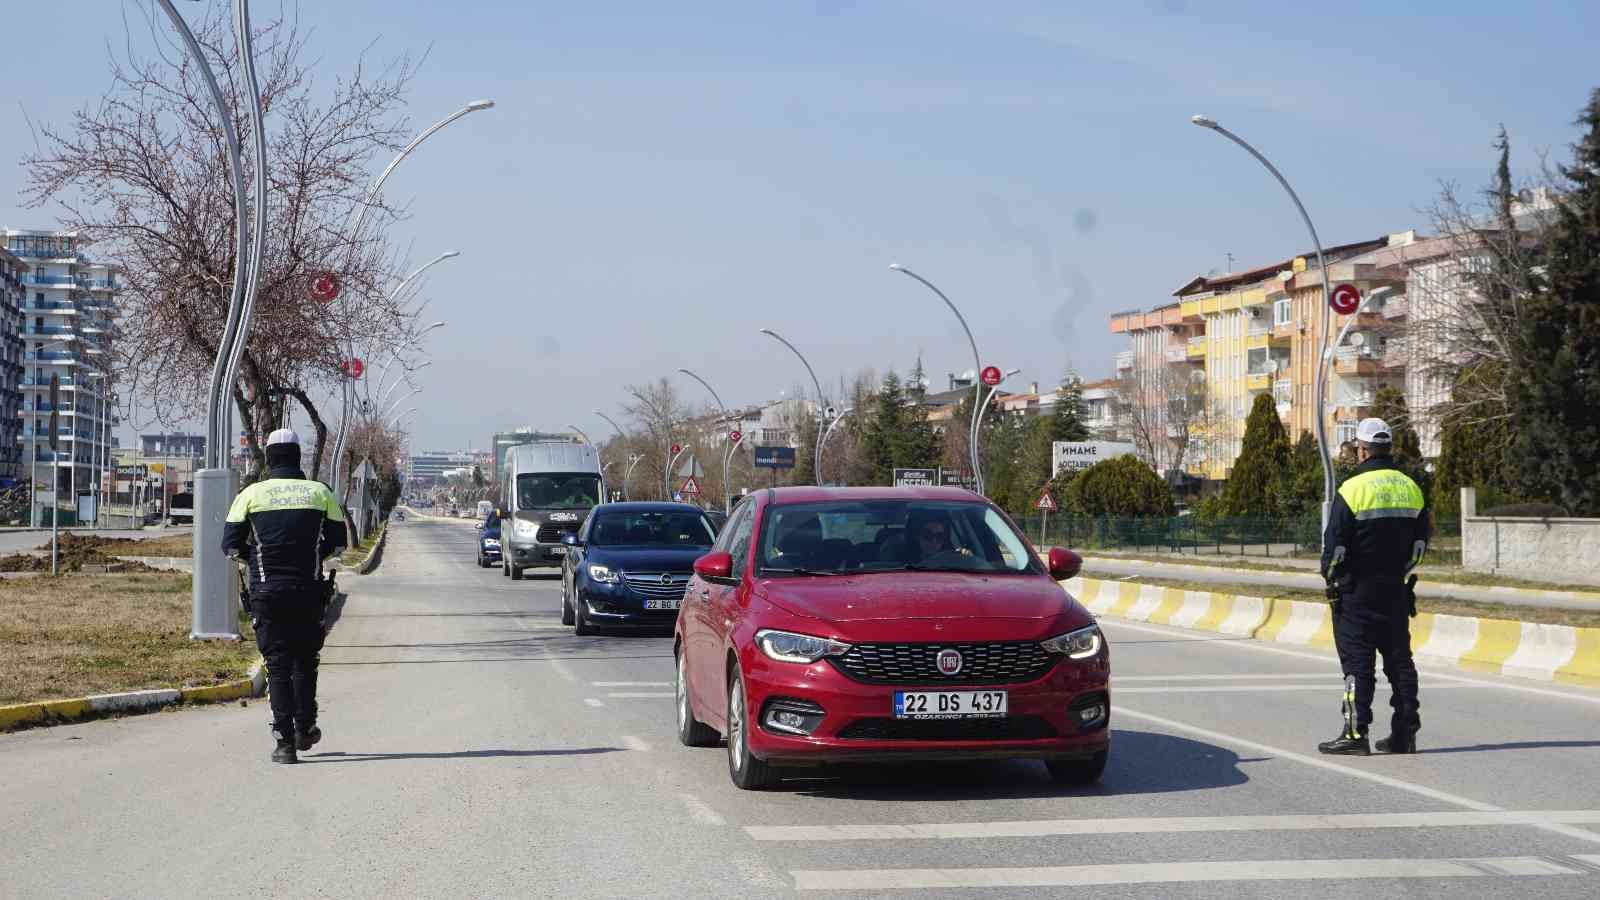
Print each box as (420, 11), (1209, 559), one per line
(675, 486), (1105, 790)
(477, 513), (502, 568)
(560, 502), (716, 636)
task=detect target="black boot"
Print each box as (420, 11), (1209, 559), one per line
(296, 725), (322, 752)
(1317, 730), (1371, 755)
(1376, 733), (1417, 754)
(271, 728), (298, 764)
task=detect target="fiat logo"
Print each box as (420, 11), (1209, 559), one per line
(936, 648), (963, 676)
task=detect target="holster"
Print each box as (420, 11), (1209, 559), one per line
(1405, 574), (1418, 618)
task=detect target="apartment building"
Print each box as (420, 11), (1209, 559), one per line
(0, 246), (25, 484)
(9, 229), (121, 524)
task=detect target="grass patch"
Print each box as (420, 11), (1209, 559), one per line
(1090, 573), (1600, 629)
(1082, 550), (1600, 595)
(340, 523), (386, 569)
(0, 573), (258, 705)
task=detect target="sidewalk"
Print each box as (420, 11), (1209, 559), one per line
(1078, 554), (1600, 612)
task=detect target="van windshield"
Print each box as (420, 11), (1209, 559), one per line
(516, 474), (600, 510)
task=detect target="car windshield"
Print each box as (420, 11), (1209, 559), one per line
(589, 510), (714, 547)
(516, 474), (600, 510)
(756, 499), (1040, 576)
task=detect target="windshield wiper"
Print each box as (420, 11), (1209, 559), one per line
(899, 563), (981, 573)
(761, 567), (844, 577)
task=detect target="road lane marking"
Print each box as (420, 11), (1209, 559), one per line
(1115, 705), (1600, 846)
(548, 658), (578, 683)
(1114, 673), (1334, 681)
(1103, 618), (1600, 707)
(748, 810), (1600, 842)
(790, 856), (1586, 891)
(592, 681), (672, 687)
(678, 793), (726, 826)
(583, 698), (604, 708)
(621, 735), (651, 752)
(1114, 683), (1485, 694)
(606, 692), (674, 699)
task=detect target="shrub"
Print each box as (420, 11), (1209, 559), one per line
(1067, 454), (1176, 517)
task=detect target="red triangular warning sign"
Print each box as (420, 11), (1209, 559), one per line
(679, 476), (702, 496)
(1035, 489), (1057, 512)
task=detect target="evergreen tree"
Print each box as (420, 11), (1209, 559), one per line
(1510, 89), (1600, 515)
(793, 413), (819, 486)
(1284, 431), (1323, 517)
(1066, 454), (1176, 517)
(1220, 393), (1292, 518)
(1367, 386), (1431, 497)
(895, 358), (943, 470)
(1016, 376), (1092, 504)
(861, 370), (905, 484)
(1432, 405), (1519, 518)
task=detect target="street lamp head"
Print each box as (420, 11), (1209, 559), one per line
(1191, 114), (1220, 129)
(466, 99), (495, 111)
(1004, 368), (1021, 377)
(758, 328), (777, 337)
(440, 250), (461, 259)
(887, 263), (905, 271)
(676, 367), (692, 376)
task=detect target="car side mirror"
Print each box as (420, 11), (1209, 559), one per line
(694, 550), (733, 580)
(562, 533), (582, 547)
(1047, 547), (1082, 581)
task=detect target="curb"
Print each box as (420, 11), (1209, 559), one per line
(1064, 576), (1600, 687)
(1074, 553), (1600, 606)
(352, 523), (389, 575)
(0, 659), (266, 733)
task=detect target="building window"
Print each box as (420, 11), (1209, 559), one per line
(1273, 298), (1292, 326)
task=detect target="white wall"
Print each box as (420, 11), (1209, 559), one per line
(1460, 488), (1600, 586)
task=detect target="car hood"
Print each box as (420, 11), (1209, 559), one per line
(758, 572), (1076, 623)
(588, 547), (710, 573)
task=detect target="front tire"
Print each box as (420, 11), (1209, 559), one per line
(676, 647), (719, 748)
(726, 669), (780, 790)
(510, 564), (524, 581)
(560, 580), (576, 626)
(573, 595), (595, 635)
(1045, 749), (1108, 785)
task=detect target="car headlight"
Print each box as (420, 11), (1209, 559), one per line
(587, 564), (618, 584)
(1039, 625), (1103, 660)
(513, 519), (536, 537)
(755, 629), (851, 664)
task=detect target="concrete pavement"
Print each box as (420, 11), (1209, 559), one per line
(4, 517), (1600, 897)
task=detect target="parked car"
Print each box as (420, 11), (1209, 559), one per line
(561, 502), (716, 635)
(674, 486), (1105, 790)
(477, 512), (502, 568)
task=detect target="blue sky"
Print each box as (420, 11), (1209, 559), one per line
(4, 1), (1596, 452)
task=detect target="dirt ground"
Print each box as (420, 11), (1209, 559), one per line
(0, 573), (257, 706)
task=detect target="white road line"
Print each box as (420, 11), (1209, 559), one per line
(621, 735), (651, 752)
(748, 810), (1600, 842)
(583, 698), (604, 708)
(1103, 618), (1600, 707)
(678, 793), (726, 826)
(1115, 683), (1486, 694)
(607, 692), (674, 699)
(548, 658), (578, 683)
(1115, 705), (1600, 846)
(592, 681), (672, 687)
(790, 856), (1585, 891)
(1114, 673), (1334, 682)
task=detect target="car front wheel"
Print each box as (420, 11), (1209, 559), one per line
(726, 669), (779, 790)
(676, 647), (719, 747)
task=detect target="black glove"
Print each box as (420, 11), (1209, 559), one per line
(1405, 574), (1418, 618)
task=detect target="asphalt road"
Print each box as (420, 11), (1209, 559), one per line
(5, 517), (1600, 898)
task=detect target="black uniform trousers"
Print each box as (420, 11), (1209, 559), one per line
(251, 588), (328, 737)
(1333, 581), (1421, 737)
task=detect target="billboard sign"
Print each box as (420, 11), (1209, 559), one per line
(753, 446), (796, 469)
(1052, 441), (1137, 477)
(938, 468), (976, 490)
(893, 467), (939, 488)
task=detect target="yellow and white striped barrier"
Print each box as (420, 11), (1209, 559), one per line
(1063, 577), (1599, 687)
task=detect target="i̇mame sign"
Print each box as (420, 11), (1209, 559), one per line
(1051, 441), (1136, 477)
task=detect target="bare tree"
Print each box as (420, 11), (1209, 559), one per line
(1116, 364), (1205, 473)
(621, 378), (692, 500)
(22, 2), (423, 478)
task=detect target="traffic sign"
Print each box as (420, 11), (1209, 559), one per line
(678, 475), (701, 497)
(753, 446), (796, 469)
(670, 443), (682, 456)
(980, 366), (1002, 387)
(340, 358), (365, 379)
(729, 430), (741, 443)
(1035, 489), (1058, 512)
(309, 272), (340, 302)
(1329, 283), (1361, 316)
(893, 467), (938, 488)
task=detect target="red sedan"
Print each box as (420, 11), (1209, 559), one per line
(674, 486), (1109, 790)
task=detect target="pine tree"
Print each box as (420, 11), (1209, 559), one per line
(1367, 386), (1431, 497)
(1432, 401), (1519, 518)
(895, 358), (942, 470)
(1284, 431), (1323, 518)
(1220, 393), (1292, 518)
(861, 370), (905, 484)
(1510, 89), (1600, 515)
(1016, 376), (1091, 504)
(1066, 454), (1175, 517)
(793, 413), (819, 486)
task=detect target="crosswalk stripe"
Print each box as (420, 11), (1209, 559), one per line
(748, 810), (1600, 842)
(1113, 673), (1333, 681)
(790, 856), (1585, 891)
(606, 692), (673, 699)
(592, 681), (671, 687)
(1115, 683), (1485, 694)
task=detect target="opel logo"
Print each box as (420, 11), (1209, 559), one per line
(660, 572), (674, 587)
(936, 648), (963, 676)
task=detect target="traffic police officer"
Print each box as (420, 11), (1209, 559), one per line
(1318, 418), (1429, 756)
(222, 429), (347, 764)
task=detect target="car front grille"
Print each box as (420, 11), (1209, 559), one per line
(836, 716), (1056, 741)
(620, 572), (691, 599)
(830, 642), (1057, 685)
(536, 524), (576, 543)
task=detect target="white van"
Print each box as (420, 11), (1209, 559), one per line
(499, 441), (604, 579)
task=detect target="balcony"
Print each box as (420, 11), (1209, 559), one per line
(1164, 345), (1187, 363)
(1247, 319), (1271, 337)
(1115, 350), (1134, 371)
(20, 273), (79, 288)
(24, 351), (76, 362)
(21, 299), (77, 313)
(1334, 347), (1380, 376)
(1187, 335), (1206, 358)
(1381, 297), (1408, 320)
(23, 325), (77, 336)
(1382, 339), (1408, 369)
(1245, 372), (1270, 392)
(83, 278), (118, 291)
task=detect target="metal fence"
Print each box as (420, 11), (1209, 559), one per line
(1014, 512), (1460, 562)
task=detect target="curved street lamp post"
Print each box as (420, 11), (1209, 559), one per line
(889, 265), (987, 493)
(1192, 114), (1336, 531)
(677, 368), (735, 512)
(759, 329), (828, 486)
